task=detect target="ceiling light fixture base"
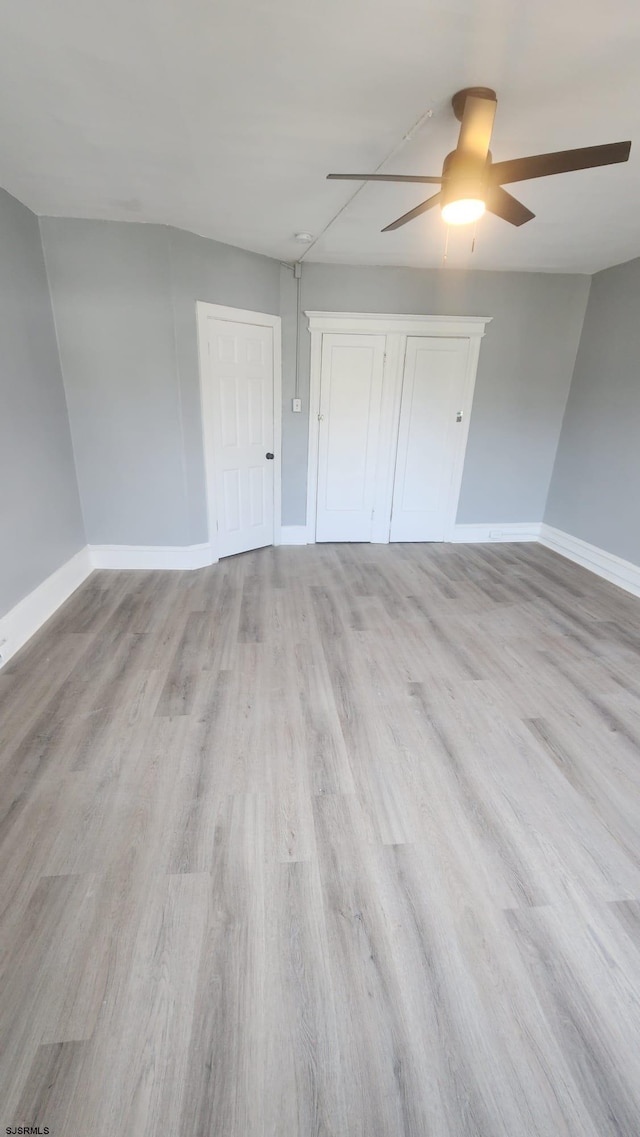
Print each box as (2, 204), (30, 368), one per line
(451, 87), (497, 122)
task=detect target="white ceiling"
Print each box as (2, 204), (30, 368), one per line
(1, 0), (639, 273)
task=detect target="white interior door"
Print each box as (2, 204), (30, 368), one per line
(315, 333), (386, 542)
(389, 336), (469, 542)
(207, 319), (274, 558)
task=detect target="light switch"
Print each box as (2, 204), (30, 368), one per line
(292, 398), (302, 413)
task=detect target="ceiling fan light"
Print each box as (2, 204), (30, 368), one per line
(441, 198), (486, 225)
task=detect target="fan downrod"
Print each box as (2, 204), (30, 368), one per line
(451, 87), (497, 122)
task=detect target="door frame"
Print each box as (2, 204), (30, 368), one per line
(197, 301), (282, 562)
(305, 311), (491, 544)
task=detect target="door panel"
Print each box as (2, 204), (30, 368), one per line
(208, 320), (274, 557)
(315, 334), (386, 542)
(390, 337), (469, 542)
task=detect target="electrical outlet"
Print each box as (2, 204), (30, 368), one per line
(292, 398), (302, 413)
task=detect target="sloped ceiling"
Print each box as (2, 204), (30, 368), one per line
(0, 0), (639, 271)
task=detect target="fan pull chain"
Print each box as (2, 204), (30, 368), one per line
(442, 225), (450, 267)
(471, 222), (478, 254)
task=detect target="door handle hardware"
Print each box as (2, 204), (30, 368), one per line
(265, 452), (274, 459)
(456, 411), (463, 423)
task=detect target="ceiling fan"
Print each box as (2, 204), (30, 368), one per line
(327, 87), (631, 230)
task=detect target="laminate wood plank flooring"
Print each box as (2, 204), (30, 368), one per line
(2, 542), (640, 1135)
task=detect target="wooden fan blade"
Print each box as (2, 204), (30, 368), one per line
(327, 173), (443, 183)
(382, 192), (441, 231)
(458, 94), (497, 162)
(485, 185), (535, 226)
(490, 141), (631, 185)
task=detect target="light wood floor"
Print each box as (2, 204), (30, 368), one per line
(2, 542), (640, 1135)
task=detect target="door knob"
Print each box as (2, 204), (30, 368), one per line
(265, 452), (274, 459)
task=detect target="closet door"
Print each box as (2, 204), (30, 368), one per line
(390, 336), (469, 542)
(315, 333), (386, 542)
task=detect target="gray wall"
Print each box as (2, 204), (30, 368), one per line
(168, 228), (280, 543)
(38, 214), (591, 544)
(41, 220), (186, 545)
(0, 189), (84, 618)
(282, 262), (591, 526)
(40, 219), (280, 545)
(545, 255), (640, 564)
(3, 194), (635, 606)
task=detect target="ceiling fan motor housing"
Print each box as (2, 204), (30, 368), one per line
(440, 149), (489, 208)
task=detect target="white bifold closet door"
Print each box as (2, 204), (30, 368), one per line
(389, 336), (469, 542)
(313, 331), (471, 543)
(315, 333), (386, 542)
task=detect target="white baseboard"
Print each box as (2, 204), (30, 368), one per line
(89, 543), (215, 570)
(89, 531), (312, 565)
(282, 522), (541, 545)
(279, 526), (309, 546)
(539, 524), (640, 599)
(0, 546), (92, 668)
(451, 522), (542, 543)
